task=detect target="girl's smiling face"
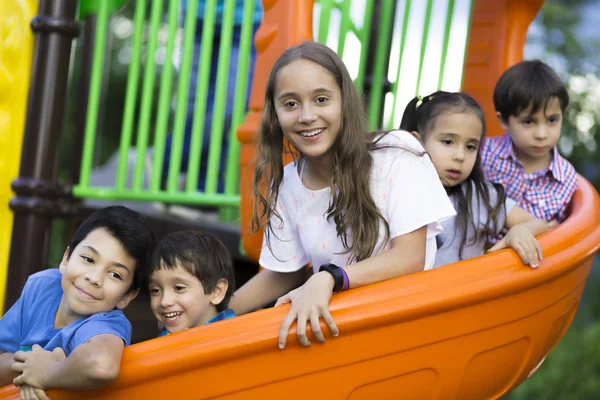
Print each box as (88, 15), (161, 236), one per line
(274, 59), (342, 165)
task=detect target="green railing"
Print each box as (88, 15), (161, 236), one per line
(73, 0), (473, 218)
(73, 0), (256, 210)
(314, 0), (473, 130)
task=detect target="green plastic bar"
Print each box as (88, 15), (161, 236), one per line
(150, 0), (180, 193)
(317, 0), (334, 44)
(336, 0), (352, 57)
(220, 0), (255, 222)
(185, 0), (217, 193)
(204, 3), (235, 194)
(115, 0), (146, 191)
(166, 0), (199, 193)
(387, 0), (413, 130)
(78, 0), (124, 19)
(132, 0), (163, 192)
(224, 0), (253, 196)
(367, 0), (395, 130)
(354, 0), (374, 95)
(77, 0), (110, 189)
(458, 0), (475, 89)
(414, 0), (434, 96)
(437, 0), (455, 89)
(72, 186), (240, 206)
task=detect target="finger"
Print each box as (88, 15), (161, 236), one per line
(488, 239), (506, 253)
(511, 243), (529, 265)
(10, 361), (24, 373)
(518, 239), (535, 266)
(31, 344), (42, 351)
(525, 240), (539, 266)
(320, 308), (339, 337)
(274, 294), (291, 307)
(33, 388), (49, 400)
(309, 311), (326, 344)
(14, 373), (26, 387)
(21, 386), (33, 400)
(13, 351), (26, 362)
(295, 311), (311, 347)
(278, 309), (297, 349)
(534, 238), (544, 261)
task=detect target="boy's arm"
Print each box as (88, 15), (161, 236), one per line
(12, 334), (125, 390)
(0, 352), (18, 387)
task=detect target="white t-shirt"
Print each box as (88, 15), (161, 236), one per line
(258, 130), (456, 273)
(434, 182), (517, 268)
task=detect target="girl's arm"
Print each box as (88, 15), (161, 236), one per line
(230, 268), (307, 315)
(12, 334), (125, 390)
(488, 206), (548, 267)
(0, 352), (17, 387)
(276, 226), (427, 348)
(344, 226), (426, 287)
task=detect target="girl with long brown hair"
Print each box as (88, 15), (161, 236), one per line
(399, 91), (548, 268)
(230, 42), (455, 349)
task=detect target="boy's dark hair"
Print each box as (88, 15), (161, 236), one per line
(150, 231), (235, 312)
(400, 91), (506, 259)
(68, 206), (156, 292)
(494, 59), (569, 122)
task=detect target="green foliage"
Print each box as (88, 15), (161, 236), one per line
(506, 1), (600, 396)
(508, 318), (600, 399)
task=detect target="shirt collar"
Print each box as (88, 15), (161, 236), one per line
(497, 133), (516, 160)
(499, 133), (566, 182)
(548, 148), (567, 182)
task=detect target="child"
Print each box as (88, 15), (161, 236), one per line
(148, 231), (235, 336)
(229, 41), (456, 349)
(481, 60), (578, 224)
(0, 206), (155, 397)
(400, 91), (548, 268)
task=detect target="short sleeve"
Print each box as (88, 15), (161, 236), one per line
(0, 294), (24, 353)
(258, 191), (309, 273)
(386, 151), (456, 240)
(65, 312), (132, 354)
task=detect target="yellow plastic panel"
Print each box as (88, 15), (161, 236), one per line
(0, 0), (37, 313)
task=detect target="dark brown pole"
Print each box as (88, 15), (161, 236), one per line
(5, 0), (80, 312)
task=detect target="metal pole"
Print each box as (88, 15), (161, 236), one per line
(5, 0), (80, 312)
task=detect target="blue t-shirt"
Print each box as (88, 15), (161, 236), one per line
(0, 269), (131, 356)
(183, 0), (263, 25)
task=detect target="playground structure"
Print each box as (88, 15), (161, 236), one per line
(1, 0), (600, 399)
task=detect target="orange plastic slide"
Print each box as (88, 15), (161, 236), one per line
(2, 0), (599, 399)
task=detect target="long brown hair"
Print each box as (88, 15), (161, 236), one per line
(400, 91), (507, 259)
(252, 41), (390, 263)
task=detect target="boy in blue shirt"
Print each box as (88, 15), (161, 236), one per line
(0, 206), (155, 398)
(148, 231), (235, 336)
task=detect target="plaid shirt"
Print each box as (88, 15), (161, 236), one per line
(481, 133), (577, 222)
(158, 308), (235, 337)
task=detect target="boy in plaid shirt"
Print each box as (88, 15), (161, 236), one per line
(481, 60), (577, 225)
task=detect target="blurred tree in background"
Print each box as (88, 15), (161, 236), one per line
(508, 0), (600, 398)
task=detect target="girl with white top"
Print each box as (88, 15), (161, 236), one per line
(230, 42), (455, 348)
(399, 91), (548, 268)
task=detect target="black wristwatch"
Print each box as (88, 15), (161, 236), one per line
(319, 263), (345, 293)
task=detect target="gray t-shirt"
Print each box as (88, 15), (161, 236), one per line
(434, 182), (516, 268)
